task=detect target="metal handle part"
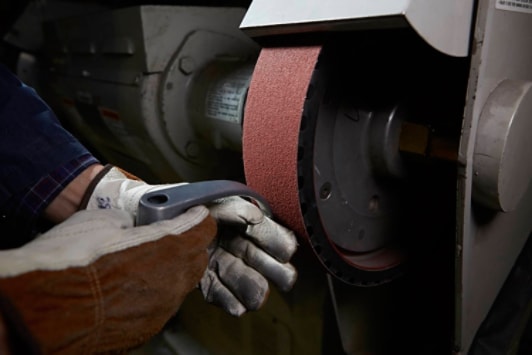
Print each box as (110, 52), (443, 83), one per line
(136, 180), (272, 225)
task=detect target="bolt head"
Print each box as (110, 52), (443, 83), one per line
(179, 57), (196, 75)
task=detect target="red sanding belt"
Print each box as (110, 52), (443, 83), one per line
(243, 46), (322, 239)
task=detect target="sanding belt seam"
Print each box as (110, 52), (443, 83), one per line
(243, 46), (322, 239)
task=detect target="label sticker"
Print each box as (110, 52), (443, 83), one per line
(496, 0), (532, 13)
(205, 66), (253, 124)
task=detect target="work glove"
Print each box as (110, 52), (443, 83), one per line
(81, 165), (298, 316)
(0, 207), (216, 354)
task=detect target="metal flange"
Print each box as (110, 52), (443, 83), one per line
(473, 80), (532, 212)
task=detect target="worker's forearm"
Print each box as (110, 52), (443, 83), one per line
(43, 164), (104, 223)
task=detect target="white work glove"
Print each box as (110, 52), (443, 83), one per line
(81, 165), (298, 316)
(80, 165), (185, 214)
(0, 207), (216, 354)
(201, 196), (297, 316)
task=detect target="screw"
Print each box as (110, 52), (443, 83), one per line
(185, 141), (200, 159)
(320, 182), (332, 200)
(179, 56), (196, 75)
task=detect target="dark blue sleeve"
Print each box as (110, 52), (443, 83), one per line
(0, 64), (99, 244)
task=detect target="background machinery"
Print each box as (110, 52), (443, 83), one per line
(2, 0), (532, 353)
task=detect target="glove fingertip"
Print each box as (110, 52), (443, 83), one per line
(280, 236), (298, 263)
(245, 287), (270, 312)
(279, 270), (298, 292)
(228, 304), (247, 317)
(200, 269), (248, 317)
(271, 264), (298, 293)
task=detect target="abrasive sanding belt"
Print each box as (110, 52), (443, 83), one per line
(243, 46), (322, 239)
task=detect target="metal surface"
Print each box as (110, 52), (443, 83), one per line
(136, 180), (271, 225)
(43, 6), (257, 182)
(240, 0), (475, 56)
(189, 60), (256, 152)
(473, 79), (532, 212)
(303, 74), (405, 253)
(296, 46), (407, 284)
(455, 0), (532, 352)
(161, 29), (258, 164)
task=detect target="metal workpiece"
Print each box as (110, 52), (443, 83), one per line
(473, 80), (532, 212)
(240, 0), (475, 56)
(136, 180), (271, 226)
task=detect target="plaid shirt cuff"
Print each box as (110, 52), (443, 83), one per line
(19, 154), (100, 231)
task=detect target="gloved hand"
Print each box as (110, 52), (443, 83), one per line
(0, 207), (216, 354)
(81, 165), (298, 316)
(79, 164), (186, 214)
(202, 196), (297, 316)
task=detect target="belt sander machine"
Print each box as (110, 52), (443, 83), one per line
(42, 0), (532, 353)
